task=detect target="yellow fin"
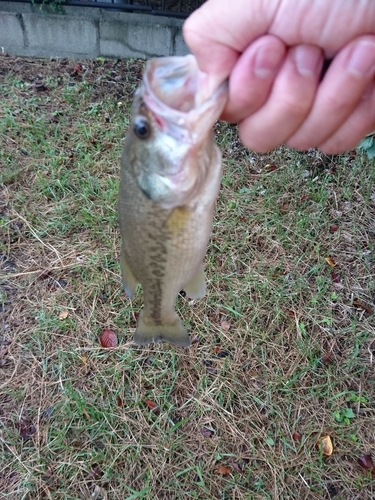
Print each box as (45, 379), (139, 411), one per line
(120, 246), (138, 299)
(184, 268), (206, 299)
(134, 311), (190, 347)
(166, 207), (191, 236)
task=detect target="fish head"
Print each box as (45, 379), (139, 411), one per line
(127, 55), (228, 209)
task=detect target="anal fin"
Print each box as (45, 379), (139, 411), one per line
(184, 268), (206, 299)
(120, 246), (138, 299)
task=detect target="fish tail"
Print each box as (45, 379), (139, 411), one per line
(134, 311), (190, 347)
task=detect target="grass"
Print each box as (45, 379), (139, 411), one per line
(1, 54), (375, 500)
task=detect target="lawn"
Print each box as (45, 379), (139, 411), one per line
(1, 54), (374, 500)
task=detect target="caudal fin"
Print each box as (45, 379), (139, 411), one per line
(134, 311), (190, 347)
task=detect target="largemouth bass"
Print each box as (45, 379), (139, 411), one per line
(118, 55), (227, 346)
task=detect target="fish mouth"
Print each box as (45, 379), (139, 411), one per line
(145, 55), (202, 112)
(142, 55), (228, 135)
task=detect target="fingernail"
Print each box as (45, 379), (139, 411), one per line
(294, 45), (323, 76)
(348, 40), (375, 76)
(254, 44), (284, 78)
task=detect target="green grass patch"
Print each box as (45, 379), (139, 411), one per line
(1, 54), (375, 499)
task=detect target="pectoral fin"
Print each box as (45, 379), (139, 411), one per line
(120, 247), (138, 299)
(184, 268), (206, 299)
(134, 311), (190, 347)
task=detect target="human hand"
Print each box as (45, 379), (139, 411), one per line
(183, 0), (375, 153)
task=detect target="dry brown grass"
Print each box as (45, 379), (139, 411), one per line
(1, 54), (375, 500)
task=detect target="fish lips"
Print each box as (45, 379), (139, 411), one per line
(141, 56), (228, 144)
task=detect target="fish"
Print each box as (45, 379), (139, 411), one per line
(118, 55), (227, 347)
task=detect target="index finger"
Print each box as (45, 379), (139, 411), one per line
(183, 0), (278, 84)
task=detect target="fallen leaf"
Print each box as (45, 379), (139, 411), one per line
(325, 257), (336, 267)
(82, 407), (90, 420)
(117, 396), (123, 408)
(230, 462), (244, 473)
(215, 465), (232, 475)
(279, 202), (289, 212)
(72, 439), (86, 449)
(301, 194), (311, 202)
(18, 419), (36, 440)
(357, 454), (374, 469)
(88, 465), (102, 480)
(322, 351), (334, 365)
(318, 435), (333, 456)
(200, 427), (214, 438)
(145, 400), (159, 414)
(81, 355), (88, 364)
(220, 320), (231, 331)
(99, 329), (117, 348)
(292, 432), (302, 443)
(216, 350), (230, 358)
(265, 164), (278, 172)
(353, 298), (374, 315)
(59, 310), (69, 320)
(329, 224), (339, 233)
(330, 271), (342, 283)
(73, 63), (82, 74)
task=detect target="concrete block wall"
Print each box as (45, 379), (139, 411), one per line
(0, 1), (190, 59)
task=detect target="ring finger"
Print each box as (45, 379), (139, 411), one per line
(237, 44), (323, 152)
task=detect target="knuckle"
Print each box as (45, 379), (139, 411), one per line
(279, 94), (311, 119)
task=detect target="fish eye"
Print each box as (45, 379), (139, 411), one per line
(133, 117), (151, 140)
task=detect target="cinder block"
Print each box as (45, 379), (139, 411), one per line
(0, 4), (190, 59)
(100, 20), (172, 58)
(0, 1), (34, 14)
(22, 13), (99, 58)
(0, 13), (25, 53)
(173, 30), (190, 56)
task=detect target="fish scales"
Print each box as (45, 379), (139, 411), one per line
(118, 55), (227, 346)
